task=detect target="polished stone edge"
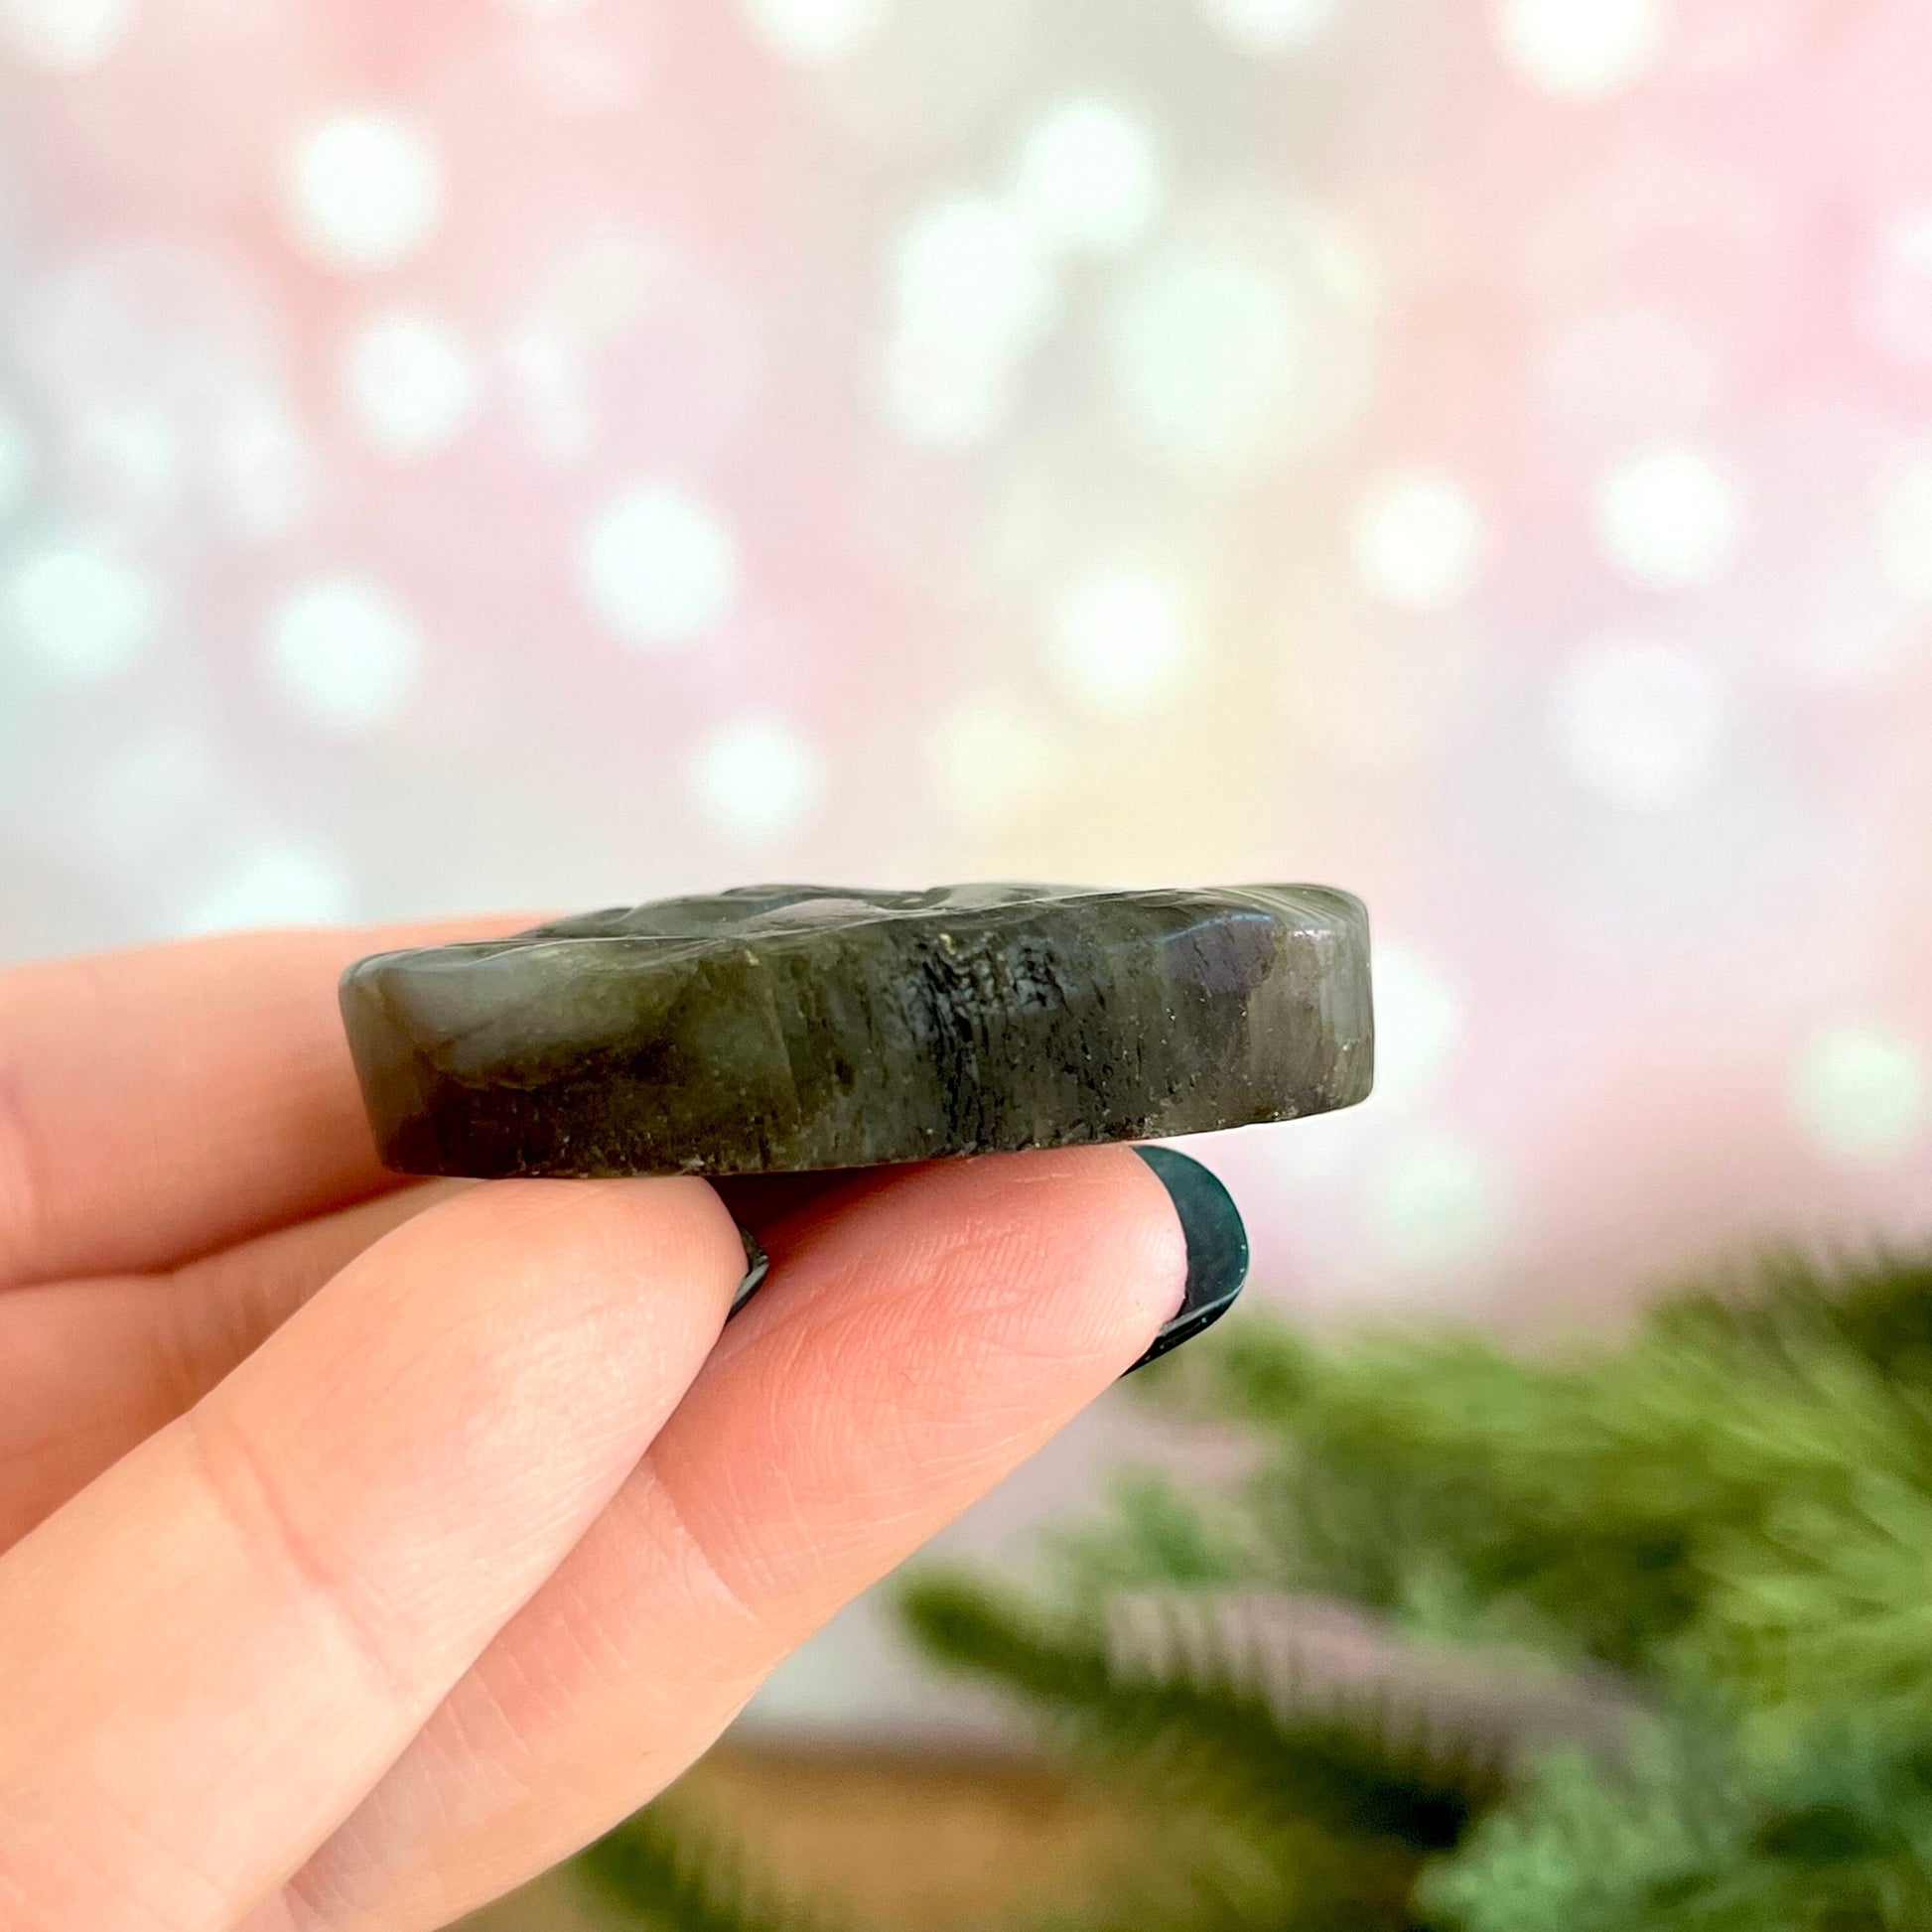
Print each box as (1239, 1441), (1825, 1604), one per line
(340, 884), (1375, 1178)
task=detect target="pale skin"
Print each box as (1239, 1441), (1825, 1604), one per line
(0, 920), (1188, 1932)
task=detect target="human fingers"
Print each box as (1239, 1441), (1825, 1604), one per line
(0, 1170), (897, 1550)
(269, 1145), (1205, 1930)
(0, 1173), (746, 1932)
(0, 1182), (462, 1549)
(0, 918), (530, 1289)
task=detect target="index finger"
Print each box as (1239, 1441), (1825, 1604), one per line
(0, 918), (530, 1289)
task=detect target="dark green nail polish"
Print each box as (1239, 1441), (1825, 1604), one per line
(1124, 1147), (1249, 1375)
(729, 1227), (770, 1317)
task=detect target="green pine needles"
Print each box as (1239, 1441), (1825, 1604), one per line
(577, 1804), (850, 1932)
(573, 1245), (1932, 1930)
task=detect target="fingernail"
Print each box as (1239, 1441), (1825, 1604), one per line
(729, 1227), (770, 1318)
(1123, 1147), (1249, 1375)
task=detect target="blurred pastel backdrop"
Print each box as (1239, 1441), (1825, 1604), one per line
(5, 0), (1932, 1732)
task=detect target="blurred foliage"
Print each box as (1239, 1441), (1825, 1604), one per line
(577, 1803), (850, 1932)
(572, 1246), (1932, 1929)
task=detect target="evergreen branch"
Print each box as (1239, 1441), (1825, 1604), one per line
(900, 1574), (1503, 1856)
(1188, 1249), (1932, 1684)
(1427, 1719), (1932, 1932)
(574, 1803), (847, 1932)
(1015, 1821), (1435, 1932)
(1653, 1246), (1932, 1389)
(1044, 1471), (1261, 1608)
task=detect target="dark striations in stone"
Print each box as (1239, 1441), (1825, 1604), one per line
(340, 884), (1374, 1178)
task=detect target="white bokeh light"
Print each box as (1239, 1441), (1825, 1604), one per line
(174, 844), (354, 937)
(341, 310), (481, 461)
(879, 196), (1056, 447)
(580, 484), (739, 648)
(1048, 568), (1192, 715)
(1594, 442), (1742, 589)
(1876, 456), (1932, 608)
(1790, 1023), (1928, 1166)
(14, 244), (323, 546)
(1369, 1135), (1506, 1273)
(1549, 634), (1725, 810)
(266, 574), (427, 735)
(1197, 0), (1339, 54)
(690, 716), (824, 843)
(1494, 0), (1666, 97)
(739, 0), (889, 65)
(1010, 98), (1165, 255)
(1353, 470), (1486, 610)
(926, 695), (1060, 824)
(284, 112), (445, 274)
(1105, 240), (1299, 469)
(2, 0), (137, 71)
(0, 401), (31, 524)
(1, 538), (159, 683)
(1370, 946), (1461, 1109)
(893, 195), (1056, 357)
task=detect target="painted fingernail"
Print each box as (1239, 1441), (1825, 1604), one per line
(729, 1227), (771, 1318)
(1123, 1146), (1249, 1375)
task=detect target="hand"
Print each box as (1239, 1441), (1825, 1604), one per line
(0, 921), (1203, 1932)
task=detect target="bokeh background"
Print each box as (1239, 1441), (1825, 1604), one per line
(4, 0), (1932, 1738)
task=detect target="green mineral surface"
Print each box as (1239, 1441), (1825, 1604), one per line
(340, 884), (1373, 1178)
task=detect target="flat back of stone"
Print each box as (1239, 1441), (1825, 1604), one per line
(339, 884), (1373, 1178)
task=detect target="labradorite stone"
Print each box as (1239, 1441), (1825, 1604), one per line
(339, 884), (1373, 1178)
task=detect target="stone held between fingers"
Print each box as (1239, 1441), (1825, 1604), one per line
(338, 883), (1374, 1178)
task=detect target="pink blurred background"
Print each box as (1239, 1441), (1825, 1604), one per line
(5, 0), (1932, 1732)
